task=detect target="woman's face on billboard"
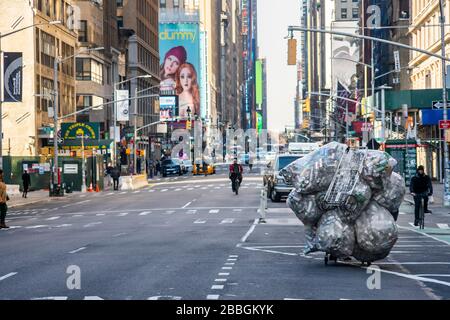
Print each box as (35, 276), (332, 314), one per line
(180, 67), (193, 91)
(164, 55), (180, 76)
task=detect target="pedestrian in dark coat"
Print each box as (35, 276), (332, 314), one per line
(22, 170), (31, 198)
(111, 166), (121, 191)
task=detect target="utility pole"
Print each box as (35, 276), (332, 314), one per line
(439, 0), (450, 206)
(53, 55), (60, 187)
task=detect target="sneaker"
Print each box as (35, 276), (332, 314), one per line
(0, 224), (9, 229)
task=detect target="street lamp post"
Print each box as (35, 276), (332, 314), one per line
(439, 0), (450, 206)
(0, 20), (61, 168)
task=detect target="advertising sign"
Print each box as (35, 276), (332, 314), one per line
(159, 96), (178, 121)
(64, 164), (78, 174)
(116, 90), (129, 121)
(61, 123), (100, 140)
(159, 22), (201, 118)
(256, 60), (263, 107)
(3, 52), (23, 102)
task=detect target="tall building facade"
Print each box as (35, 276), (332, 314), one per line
(0, 0), (77, 157)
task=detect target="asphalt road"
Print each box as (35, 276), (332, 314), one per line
(0, 166), (449, 300)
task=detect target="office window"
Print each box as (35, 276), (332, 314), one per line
(174, 0), (179, 8)
(117, 16), (123, 29)
(41, 31), (56, 68)
(116, 0), (123, 7)
(352, 8), (358, 19)
(78, 20), (88, 42)
(341, 8), (347, 19)
(76, 58), (103, 84)
(160, 0), (166, 8)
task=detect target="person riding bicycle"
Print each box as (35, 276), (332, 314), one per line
(410, 165), (433, 226)
(229, 159), (243, 192)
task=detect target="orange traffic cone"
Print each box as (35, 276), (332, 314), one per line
(88, 183), (93, 192)
(95, 184), (100, 192)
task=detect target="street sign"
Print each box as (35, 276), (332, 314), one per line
(393, 50), (401, 73)
(439, 120), (450, 129)
(432, 101), (450, 109)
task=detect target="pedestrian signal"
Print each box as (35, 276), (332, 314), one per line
(287, 38), (297, 65)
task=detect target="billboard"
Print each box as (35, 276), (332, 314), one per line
(159, 23), (201, 119)
(256, 60), (263, 107)
(115, 90), (129, 121)
(3, 52), (23, 102)
(159, 96), (178, 121)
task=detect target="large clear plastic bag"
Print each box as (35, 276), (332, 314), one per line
(354, 201), (398, 257)
(287, 190), (324, 226)
(303, 224), (319, 255)
(337, 178), (372, 223)
(361, 151), (398, 189)
(373, 172), (406, 215)
(316, 210), (355, 258)
(281, 142), (348, 194)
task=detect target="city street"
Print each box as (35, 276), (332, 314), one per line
(0, 167), (449, 300)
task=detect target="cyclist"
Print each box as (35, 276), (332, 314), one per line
(229, 159), (243, 192)
(410, 165), (433, 227)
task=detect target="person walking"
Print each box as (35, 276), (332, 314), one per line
(111, 166), (121, 191)
(410, 165), (433, 226)
(0, 170), (10, 229)
(155, 160), (161, 176)
(22, 170), (31, 198)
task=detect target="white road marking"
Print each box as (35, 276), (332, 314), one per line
(84, 296), (104, 300)
(182, 202), (192, 208)
(83, 222), (103, 227)
(224, 263), (235, 265)
(240, 219), (259, 243)
(186, 210), (197, 214)
(107, 192), (115, 195)
(194, 219), (206, 224)
(219, 273), (230, 276)
(222, 267), (232, 270)
(174, 188), (182, 191)
(164, 210), (175, 214)
(118, 212), (129, 216)
(54, 224), (72, 228)
(437, 223), (449, 229)
(227, 259), (237, 261)
(113, 233), (128, 237)
(221, 218), (235, 224)
(26, 225), (48, 229)
(120, 192), (127, 194)
(209, 209), (219, 214)
(31, 297), (68, 300)
(233, 209), (242, 212)
(72, 215), (83, 217)
(79, 195), (87, 198)
(161, 189), (168, 192)
(69, 247), (87, 254)
(139, 211), (151, 216)
(415, 274), (450, 277)
(215, 279), (227, 282)
(0, 272), (17, 281)
(45, 216), (60, 221)
(229, 255), (238, 258)
(206, 295), (220, 300)
(211, 285), (224, 290)
(96, 213), (106, 216)
(187, 188), (194, 190)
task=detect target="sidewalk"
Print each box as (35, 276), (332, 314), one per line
(403, 182), (450, 215)
(7, 190), (80, 208)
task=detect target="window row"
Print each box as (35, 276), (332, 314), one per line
(76, 58), (104, 85)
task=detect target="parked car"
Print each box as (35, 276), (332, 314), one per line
(263, 154), (301, 202)
(182, 160), (193, 174)
(161, 159), (183, 177)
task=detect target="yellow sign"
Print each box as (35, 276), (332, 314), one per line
(287, 38), (297, 66)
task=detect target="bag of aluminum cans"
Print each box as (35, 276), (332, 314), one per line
(303, 224), (319, 255)
(361, 151), (398, 189)
(316, 210), (355, 258)
(281, 142), (348, 194)
(353, 201), (398, 260)
(373, 172), (405, 215)
(287, 191), (324, 226)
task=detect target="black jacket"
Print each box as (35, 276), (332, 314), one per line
(22, 173), (31, 186)
(110, 167), (121, 179)
(410, 173), (433, 195)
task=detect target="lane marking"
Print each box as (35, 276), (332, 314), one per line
(96, 213), (106, 216)
(31, 297), (68, 300)
(194, 219), (206, 224)
(84, 222), (103, 227)
(221, 218), (234, 224)
(118, 212), (129, 217)
(215, 279), (227, 282)
(45, 216), (60, 221)
(186, 210), (197, 214)
(54, 224), (72, 228)
(0, 272), (17, 281)
(219, 273), (230, 276)
(211, 285), (224, 290)
(229, 255), (238, 258)
(209, 209), (219, 214)
(415, 274), (450, 277)
(84, 296), (104, 300)
(222, 267), (232, 270)
(174, 188), (182, 191)
(26, 225), (48, 229)
(224, 263), (235, 265)
(139, 211), (151, 216)
(164, 210), (175, 214)
(227, 259), (237, 261)
(182, 202), (192, 209)
(206, 295), (220, 300)
(161, 189), (168, 192)
(233, 209), (242, 212)
(113, 233), (128, 237)
(69, 247), (87, 254)
(240, 219), (259, 243)
(107, 192), (114, 195)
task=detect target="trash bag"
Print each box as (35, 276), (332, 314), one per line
(337, 178), (372, 223)
(373, 172), (405, 215)
(354, 201), (398, 256)
(352, 243), (391, 263)
(281, 142), (348, 194)
(287, 190), (324, 225)
(316, 210), (355, 258)
(361, 151), (397, 189)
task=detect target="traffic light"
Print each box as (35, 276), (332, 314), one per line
(302, 98), (311, 113)
(287, 38), (297, 66)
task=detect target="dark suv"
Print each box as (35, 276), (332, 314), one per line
(161, 159), (182, 177)
(263, 154), (301, 202)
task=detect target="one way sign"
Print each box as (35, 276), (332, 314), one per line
(432, 101), (450, 109)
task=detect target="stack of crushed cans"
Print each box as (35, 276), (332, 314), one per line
(282, 142), (405, 263)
